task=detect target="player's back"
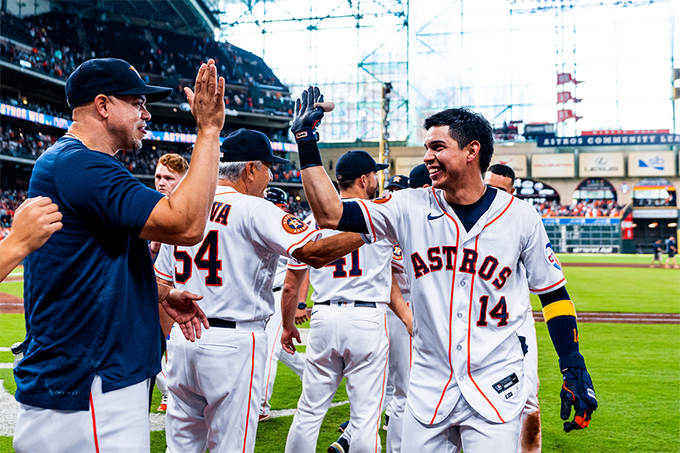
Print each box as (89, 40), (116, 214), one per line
(155, 187), (317, 322)
(304, 212), (393, 303)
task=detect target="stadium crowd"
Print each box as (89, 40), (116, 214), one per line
(0, 11), (295, 116)
(531, 199), (623, 217)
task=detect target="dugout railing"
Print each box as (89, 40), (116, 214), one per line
(542, 217), (621, 253)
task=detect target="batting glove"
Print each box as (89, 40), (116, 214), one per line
(291, 86), (325, 143)
(559, 352), (598, 432)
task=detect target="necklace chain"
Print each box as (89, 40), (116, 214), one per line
(64, 132), (85, 144)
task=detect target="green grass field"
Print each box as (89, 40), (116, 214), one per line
(1, 255), (679, 452)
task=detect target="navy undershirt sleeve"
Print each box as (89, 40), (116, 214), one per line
(337, 200), (369, 234)
(539, 286), (579, 358)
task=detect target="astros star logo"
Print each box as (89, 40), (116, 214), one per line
(282, 214), (308, 234)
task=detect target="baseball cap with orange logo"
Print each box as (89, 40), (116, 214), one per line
(65, 58), (172, 109)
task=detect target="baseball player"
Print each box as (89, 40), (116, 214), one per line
(379, 167), (433, 453)
(259, 187), (308, 422)
(154, 128), (365, 453)
(282, 150), (412, 453)
(14, 58), (223, 453)
(151, 153), (190, 412)
(0, 196), (62, 282)
(484, 163), (541, 453)
(289, 87), (597, 453)
(664, 236), (678, 268)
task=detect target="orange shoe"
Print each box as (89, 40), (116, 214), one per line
(158, 395), (168, 412)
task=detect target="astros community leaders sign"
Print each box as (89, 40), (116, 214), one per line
(537, 134), (680, 147)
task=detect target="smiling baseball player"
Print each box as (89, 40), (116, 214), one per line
(484, 163), (542, 453)
(154, 128), (364, 453)
(289, 87), (597, 453)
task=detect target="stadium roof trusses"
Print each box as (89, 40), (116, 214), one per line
(51, 0), (219, 38)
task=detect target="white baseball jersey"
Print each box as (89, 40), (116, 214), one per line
(285, 210), (394, 453)
(288, 212), (394, 303)
(155, 187), (320, 321)
(391, 244), (410, 298)
(353, 187), (566, 424)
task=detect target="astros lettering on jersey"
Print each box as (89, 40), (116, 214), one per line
(352, 186), (565, 424)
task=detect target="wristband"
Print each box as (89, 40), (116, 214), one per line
(298, 302), (307, 310)
(297, 139), (323, 169)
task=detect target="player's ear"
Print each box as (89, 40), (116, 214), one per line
(466, 140), (480, 163)
(94, 94), (110, 118)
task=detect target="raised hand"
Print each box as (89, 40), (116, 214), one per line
(184, 59), (226, 133)
(291, 86), (325, 142)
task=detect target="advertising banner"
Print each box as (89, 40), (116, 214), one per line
(579, 152), (624, 177)
(489, 154), (527, 178)
(538, 134), (680, 147)
(628, 151), (676, 176)
(532, 153), (575, 178)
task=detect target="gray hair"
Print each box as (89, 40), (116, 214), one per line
(218, 161), (264, 182)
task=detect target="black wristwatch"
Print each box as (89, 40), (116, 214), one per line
(297, 302), (307, 310)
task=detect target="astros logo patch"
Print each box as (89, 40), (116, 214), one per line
(545, 242), (561, 271)
(372, 193), (392, 204)
(392, 245), (403, 261)
(129, 65), (142, 80)
(282, 214), (308, 234)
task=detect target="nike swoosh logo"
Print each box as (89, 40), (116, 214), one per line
(427, 212), (445, 220)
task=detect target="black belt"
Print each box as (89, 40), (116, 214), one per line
(273, 287), (282, 292)
(316, 301), (376, 308)
(207, 318), (236, 328)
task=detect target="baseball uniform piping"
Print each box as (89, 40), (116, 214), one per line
(531, 278), (566, 292)
(89, 392), (101, 453)
(262, 320), (283, 414)
(375, 312), (390, 452)
(242, 333), (256, 453)
(430, 190), (459, 424)
(466, 236), (505, 423)
(357, 199), (378, 242)
(154, 265), (173, 280)
(484, 196), (514, 228)
(285, 228), (321, 255)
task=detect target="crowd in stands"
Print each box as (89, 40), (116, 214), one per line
(0, 124), (58, 160)
(0, 11), (295, 116)
(531, 199), (623, 217)
(0, 121), (296, 181)
(0, 189), (27, 233)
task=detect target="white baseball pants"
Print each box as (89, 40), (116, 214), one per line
(401, 395), (521, 453)
(384, 305), (411, 453)
(285, 302), (390, 453)
(165, 322), (267, 453)
(261, 291), (306, 417)
(14, 375), (151, 453)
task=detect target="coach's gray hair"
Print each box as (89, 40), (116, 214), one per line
(218, 161), (264, 182)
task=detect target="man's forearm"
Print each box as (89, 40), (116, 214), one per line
(300, 164), (344, 230)
(169, 129), (220, 224)
(0, 241), (26, 282)
(293, 232), (364, 268)
(281, 269), (306, 329)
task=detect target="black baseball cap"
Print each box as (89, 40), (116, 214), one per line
(220, 128), (289, 164)
(65, 58), (172, 109)
(385, 174), (409, 191)
(336, 150), (388, 182)
(409, 163), (432, 188)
